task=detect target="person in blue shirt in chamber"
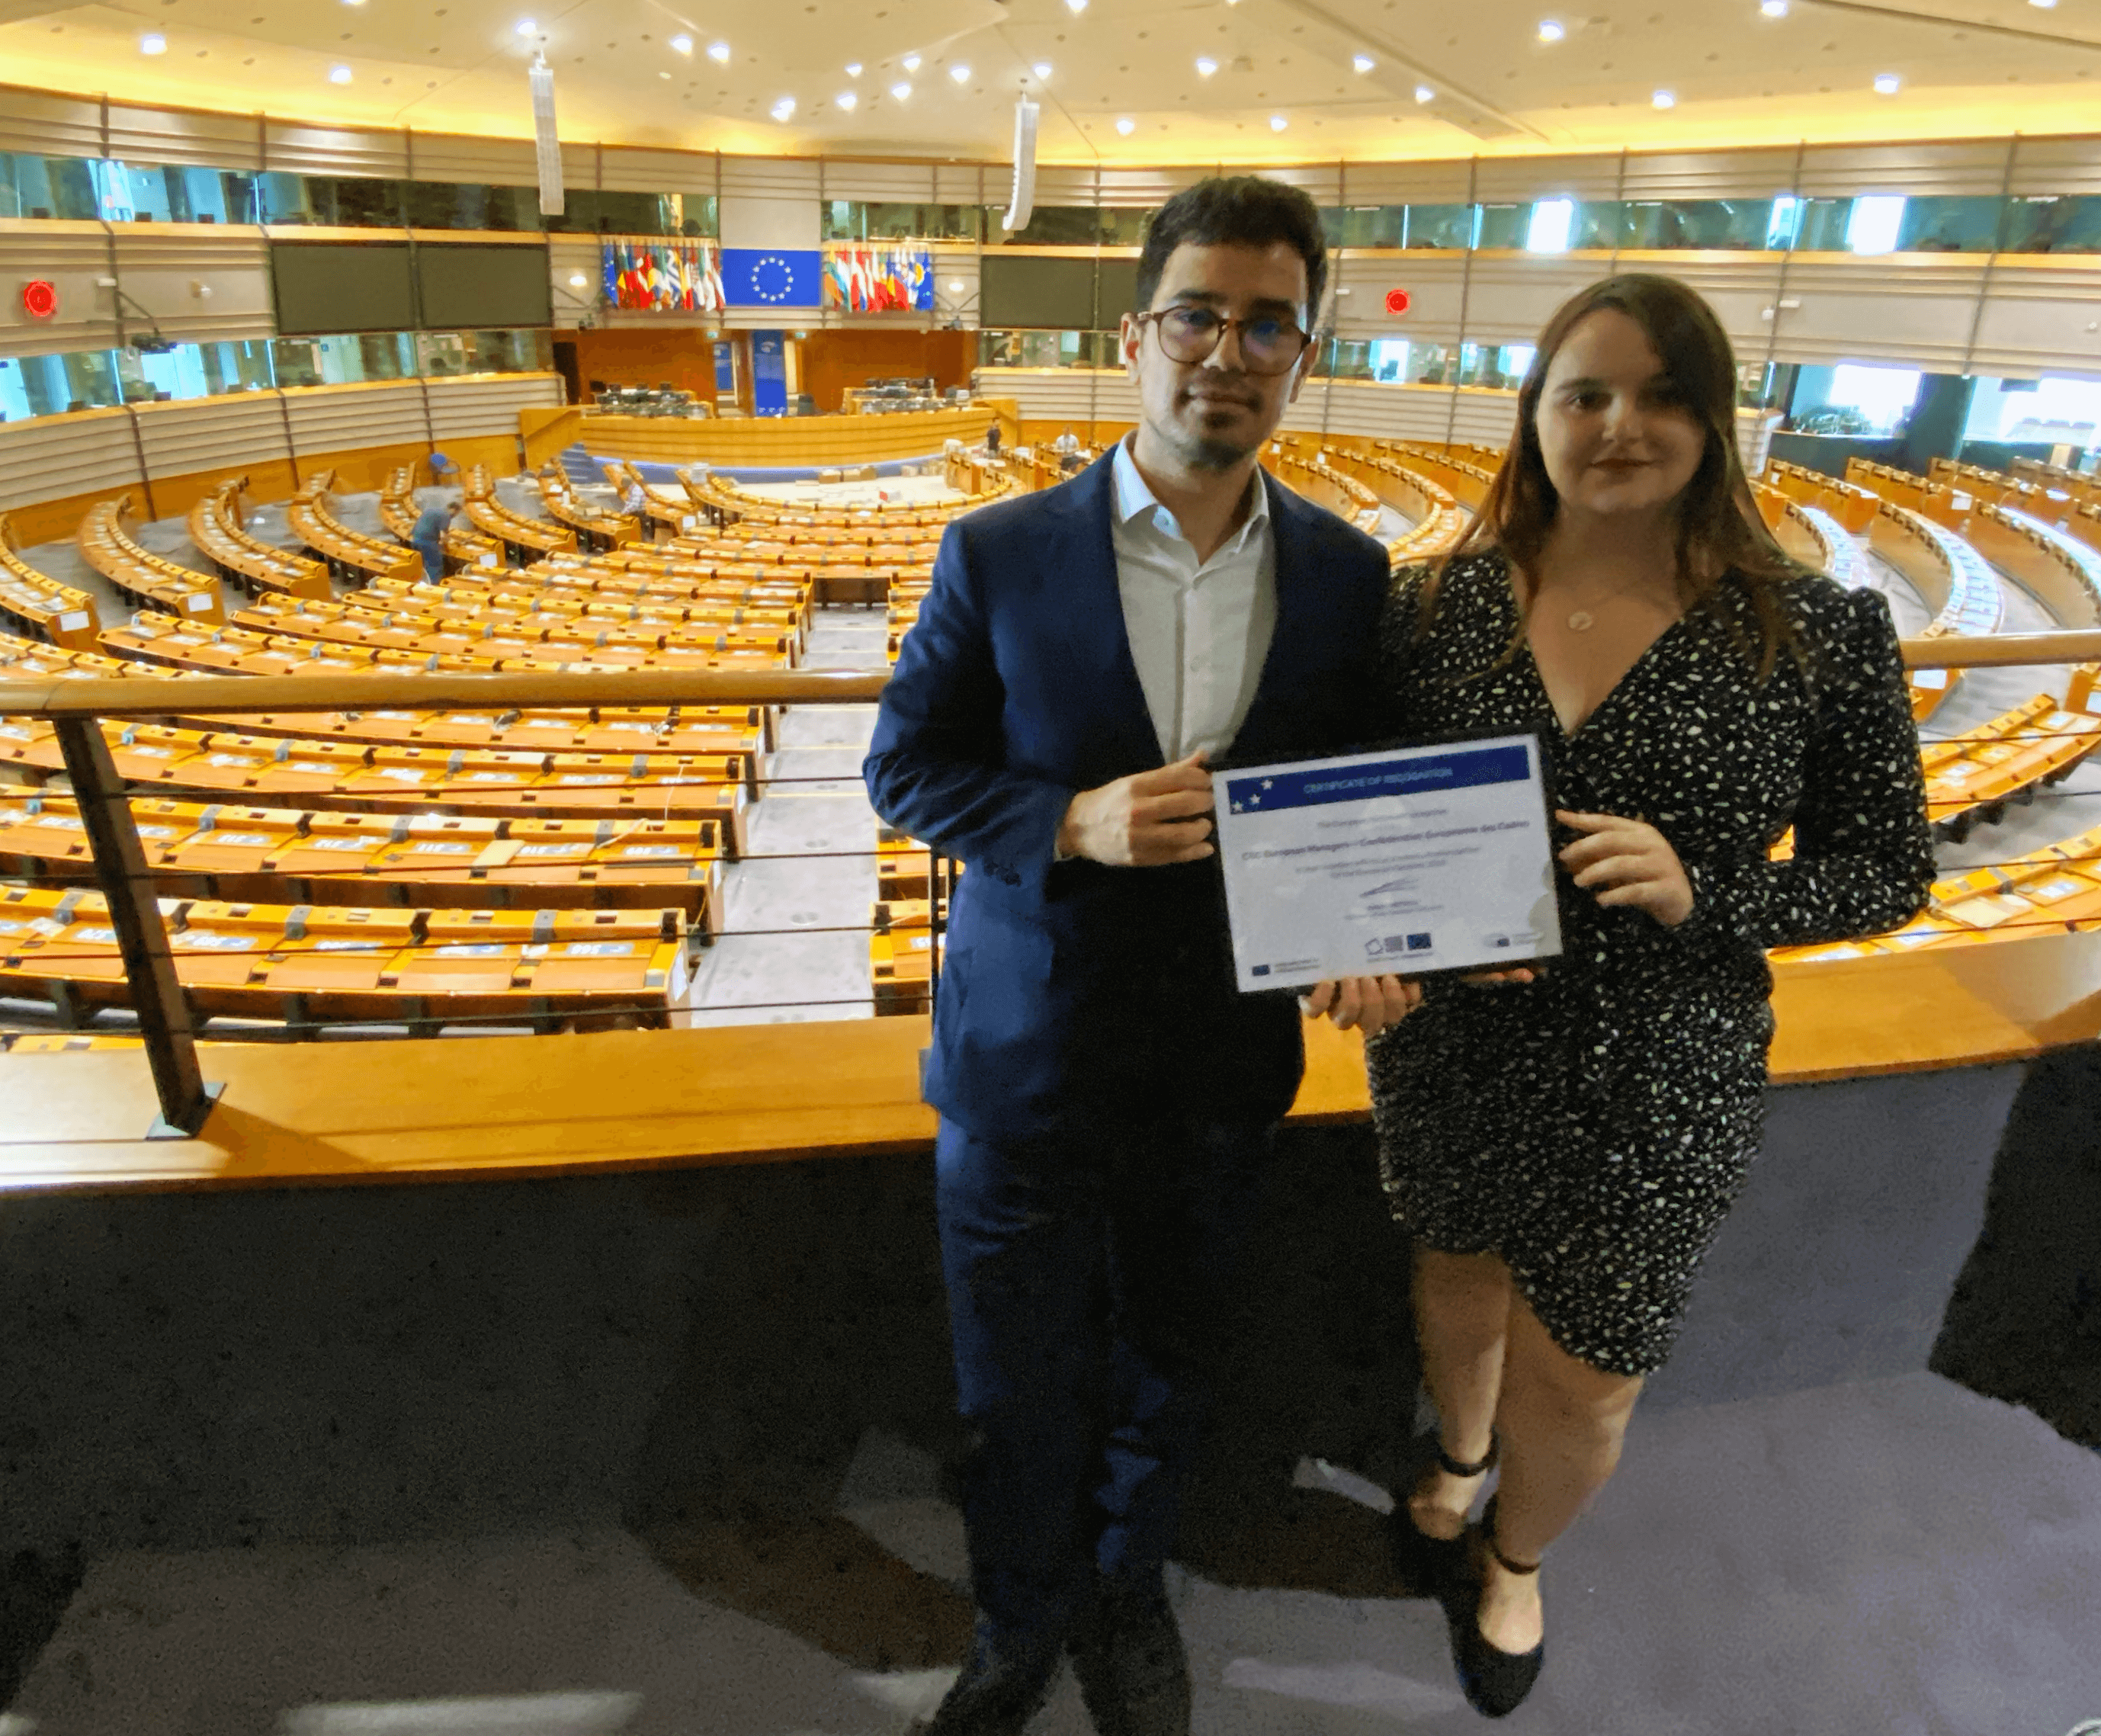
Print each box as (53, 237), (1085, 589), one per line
(864, 175), (1415, 1736)
(409, 496), (460, 582)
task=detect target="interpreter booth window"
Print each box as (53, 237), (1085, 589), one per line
(400, 181), (544, 232)
(824, 201), (983, 242)
(89, 160), (248, 225)
(269, 333), (417, 389)
(976, 330), (1115, 369)
(1789, 363), (1923, 438)
(1399, 204), (1474, 249)
(0, 150), (99, 220)
(1619, 200), (1777, 252)
(114, 340), (277, 403)
(1322, 207), (1407, 250)
(1965, 377), (2101, 452)
(998, 206), (1110, 247)
(1458, 343), (1535, 390)
(2010, 195), (2101, 254)
(0, 349), (125, 420)
(1099, 209), (1153, 246)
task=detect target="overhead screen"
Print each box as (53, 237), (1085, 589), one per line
(981, 255), (1143, 330)
(270, 241), (415, 336)
(415, 243), (553, 329)
(269, 240), (552, 335)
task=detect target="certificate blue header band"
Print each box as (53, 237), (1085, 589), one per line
(1225, 743), (1531, 814)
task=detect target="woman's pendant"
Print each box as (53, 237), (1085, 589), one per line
(1568, 609), (1596, 633)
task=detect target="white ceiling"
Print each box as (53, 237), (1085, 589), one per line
(1, 0), (2097, 165)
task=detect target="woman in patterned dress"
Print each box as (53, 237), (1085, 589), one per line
(1360, 274), (1934, 1715)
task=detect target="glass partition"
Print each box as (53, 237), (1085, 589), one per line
(0, 349), (125, 419)
(823, 201), (982, 242)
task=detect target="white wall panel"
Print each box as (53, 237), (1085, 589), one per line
(282, 380), (428, 452)
(935, 163), (987, 206)
(1339, 160), (1476, 207)
(718, 194), (821, 251)
(1330, 252), (1469, 345)
(1095, 165), (1214, 208)
(718, 159), (823, 201)
(409, 132), (541, 188)
(1473, 155), (1623, 204)
(1621, 149), (1804, 202)
(1795, 140), (2016, 199)
(133, 391), (287, 479)
(261, 121), (409, 181)
(425, 372), (562, 442)
(600, 147), (719, 196)
(105, 103), (265, 172)
(1457, 252), (1612, 346)
(818, 160), (942, 202)
(2007, 136), (2101, 201)
(111, 226), (274, 346)
(1766, 255), (1990, 370)
(0, 223), (120, 358)
(1968, 262), (2101, 380)
(0, 408), (140, 512)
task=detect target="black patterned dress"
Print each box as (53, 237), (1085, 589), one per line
(1366, 548), (1934, 1376)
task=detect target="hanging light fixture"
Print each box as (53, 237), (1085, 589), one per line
(529, 51), (563, 217)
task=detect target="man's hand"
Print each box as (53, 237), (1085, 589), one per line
(1057, 749), (1217, 867)
(1557, 809), (1694, 926)
(1300, 975), (1422, 1038)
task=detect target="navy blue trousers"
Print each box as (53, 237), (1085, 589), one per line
(934, 1114), (1275, 1660)
(414, 540), (444, 582)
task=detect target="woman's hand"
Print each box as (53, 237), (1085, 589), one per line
(1557, 809), (1694, 927)
(1301, 975), (1422, 1036)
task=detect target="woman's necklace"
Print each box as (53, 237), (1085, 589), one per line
(1558, 575), (1665, 633)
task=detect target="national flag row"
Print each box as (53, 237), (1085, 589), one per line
(600, 242), (729, 313)
(824, 246), (938, 313)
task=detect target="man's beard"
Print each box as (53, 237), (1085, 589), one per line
(1158, 396), (1261, 472)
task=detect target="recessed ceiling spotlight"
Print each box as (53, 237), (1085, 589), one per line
(1353, 53), (1375, 72)
(342, 0), (365, 7)
(771, 95), (796, 120)
(1115, 115), (1136, 133)
(706, 40), (730, 62)
(658, 70), (670, 79)
(670, 34), (692, 53)
(515, 18), (537, 37)
(845, 62), (862, 75)
(1537, 18), (1565, 40)
(903, 53), (921, 71)
(1760, 0), (1788, 13)
(949, 62), (970, 82)
(836, 89), (858, 109)
(1270, 113), (1288, 130)
(890, 79), (911, 98)
(2030, 0), (2058, 8)
(140, 30), (167, 53)
(1652, 88), (1675, 107)
(329, 63), (353, 82)
(1195, 55), (1217, 75)
(1064, 0), (1087, 14)
(1414, 83), (1435, 102)
(1032, 61), (1052, 79)
(1873, 71), (1900, 93)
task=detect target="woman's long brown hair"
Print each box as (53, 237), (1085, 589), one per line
(1423, 272), (1810, 680)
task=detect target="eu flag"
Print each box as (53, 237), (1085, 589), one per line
(720, 249), (826, 308)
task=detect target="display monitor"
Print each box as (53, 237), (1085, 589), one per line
(270, 240), (415, 335)
(981, 255), (1142, 330)
(415, 242), (553, 330)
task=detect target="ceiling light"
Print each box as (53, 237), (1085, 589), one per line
(568, 271), (587, 287)
(2030, 0), (2058, 8)
(1270, 113), (1288, 130)
(1032, 61), (1052, 79)
(890, 79), (911, 98)
(329, 64), (352, 82)
(706, 40), (730, 62)
(1065, 0), (1088, 13)
(1195, 55), (1217, 75)
(1537, 18), (1565, 40)
(771, 96), (796, 120)
(140, 31), (166, 53)
(845, 62), (862, 75)
(1352, 53), (1375, 72)
(947, 278), (964, 292)
(1760, 0), (1788, 13)
(1115, 116), (1136, 134)
(836, 90), (858, 110)
(1652, 88), (1675, 107)
(949, 63), (970, 82)
(1415, 83), (1435, 102)
(515, 18), (537, 37)
(1873, 72), (1900, 93)
(903, 53), (921, 72)
(670, 34), (692, 53)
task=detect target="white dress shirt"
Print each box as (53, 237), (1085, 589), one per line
(1110, 437), (1278, 762)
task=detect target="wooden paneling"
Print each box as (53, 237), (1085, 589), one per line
(798, 329), (974, 416)
(575, 405), (988, 465)
(559, 326), (723, 398)
(0, 926), (2095, 1195)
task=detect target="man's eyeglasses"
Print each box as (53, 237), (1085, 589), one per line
(1133, 306), (1314, 377)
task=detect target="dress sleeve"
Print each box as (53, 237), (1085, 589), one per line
(1675, 586), (1934, 951)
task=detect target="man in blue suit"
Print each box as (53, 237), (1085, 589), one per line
(865, 176), (1416, 1736)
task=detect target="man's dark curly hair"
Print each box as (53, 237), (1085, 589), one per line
(1133, 175), (1327, 326)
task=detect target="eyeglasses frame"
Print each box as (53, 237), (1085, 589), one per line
(1127, 306), (1317, 377)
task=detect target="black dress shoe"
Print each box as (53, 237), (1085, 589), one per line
(909, 1617), (1063, 1736)
(1440, 1494), (1544, 1719)
(1391, 1427), (1498, 1598)
(1067, 1579), (1192, 1736)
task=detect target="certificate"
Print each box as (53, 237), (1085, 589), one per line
(1212, 732), (1564, 993)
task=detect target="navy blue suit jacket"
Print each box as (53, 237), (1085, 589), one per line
(864, 451), (1391, 1141)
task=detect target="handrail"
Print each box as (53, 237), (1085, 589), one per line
(0, 635), (2093, 721)
(0, 666), (891, 720)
